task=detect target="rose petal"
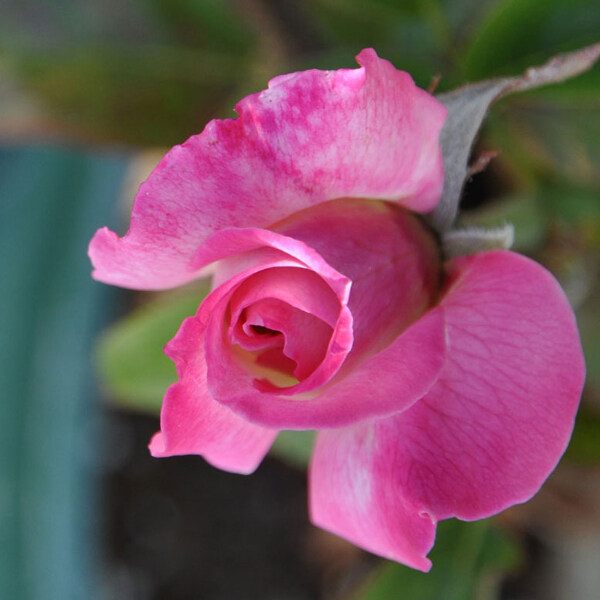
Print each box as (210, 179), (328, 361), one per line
(180, 228), (351, 334)
(149, 316), (277, 474)
(228, 266), (342, 328)
(273, 198), (440, 364)
(306, 307), (446, 425)
(200, 201), (444, 429)
(401, 250), (586, 520)
(310, 250), (584, 567)
(205, 269), (354, 401)
(203, 227), (352, 303)
(234, 298), (334, 380)
(89, 49), (445, 290)
(228, 270), (339, 381)
(217, 307), (446, 429)
(309, 427), (436, 571)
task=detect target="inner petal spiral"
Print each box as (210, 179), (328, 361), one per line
(226, 267), (340, 387)
(231, 297), (335, 381)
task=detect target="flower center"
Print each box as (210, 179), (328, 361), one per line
(250, 325), (279, 336)
(223, 266), (341, 390)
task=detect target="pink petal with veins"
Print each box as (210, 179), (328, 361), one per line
(310, 251), (585, 569)
(89, 50), (445, 290)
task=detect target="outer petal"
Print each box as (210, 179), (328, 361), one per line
(310, 426), (436, 571)
(89, 49), (446, 289)
(149, 316), (277, 474)
(310, 250), (584, 568)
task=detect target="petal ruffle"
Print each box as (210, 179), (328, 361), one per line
(149, 316), (277, 474)
(89, 49), (446, 290)
(310, 250), (584, 568)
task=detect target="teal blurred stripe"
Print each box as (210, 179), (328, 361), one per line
(0, 146), (129, 599)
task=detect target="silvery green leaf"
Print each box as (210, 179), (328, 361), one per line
(428, 42), (600, 233)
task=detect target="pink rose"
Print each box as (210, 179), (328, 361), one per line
(89, 50), (585, 570)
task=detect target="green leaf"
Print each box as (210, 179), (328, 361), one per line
(141, 0), (254, 54)
(10, 45), (246, 145)
(463, 0), (600, 79)
(427, 43), (600, 233)
(306, 0), (451, 89)
(270, 430), (316, 469)
(564, 410), (600, 465)
(96, 286), (208, 414)
(577, 288), (600, 393)
(487, 96), (600, 188)
(1, 0), (256, 146)
(354, 519), (521, 600)
(543, 181), (600, 223)
(460, 3), (600, 186)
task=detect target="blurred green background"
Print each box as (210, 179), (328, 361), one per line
(1, 1), (599, 599)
